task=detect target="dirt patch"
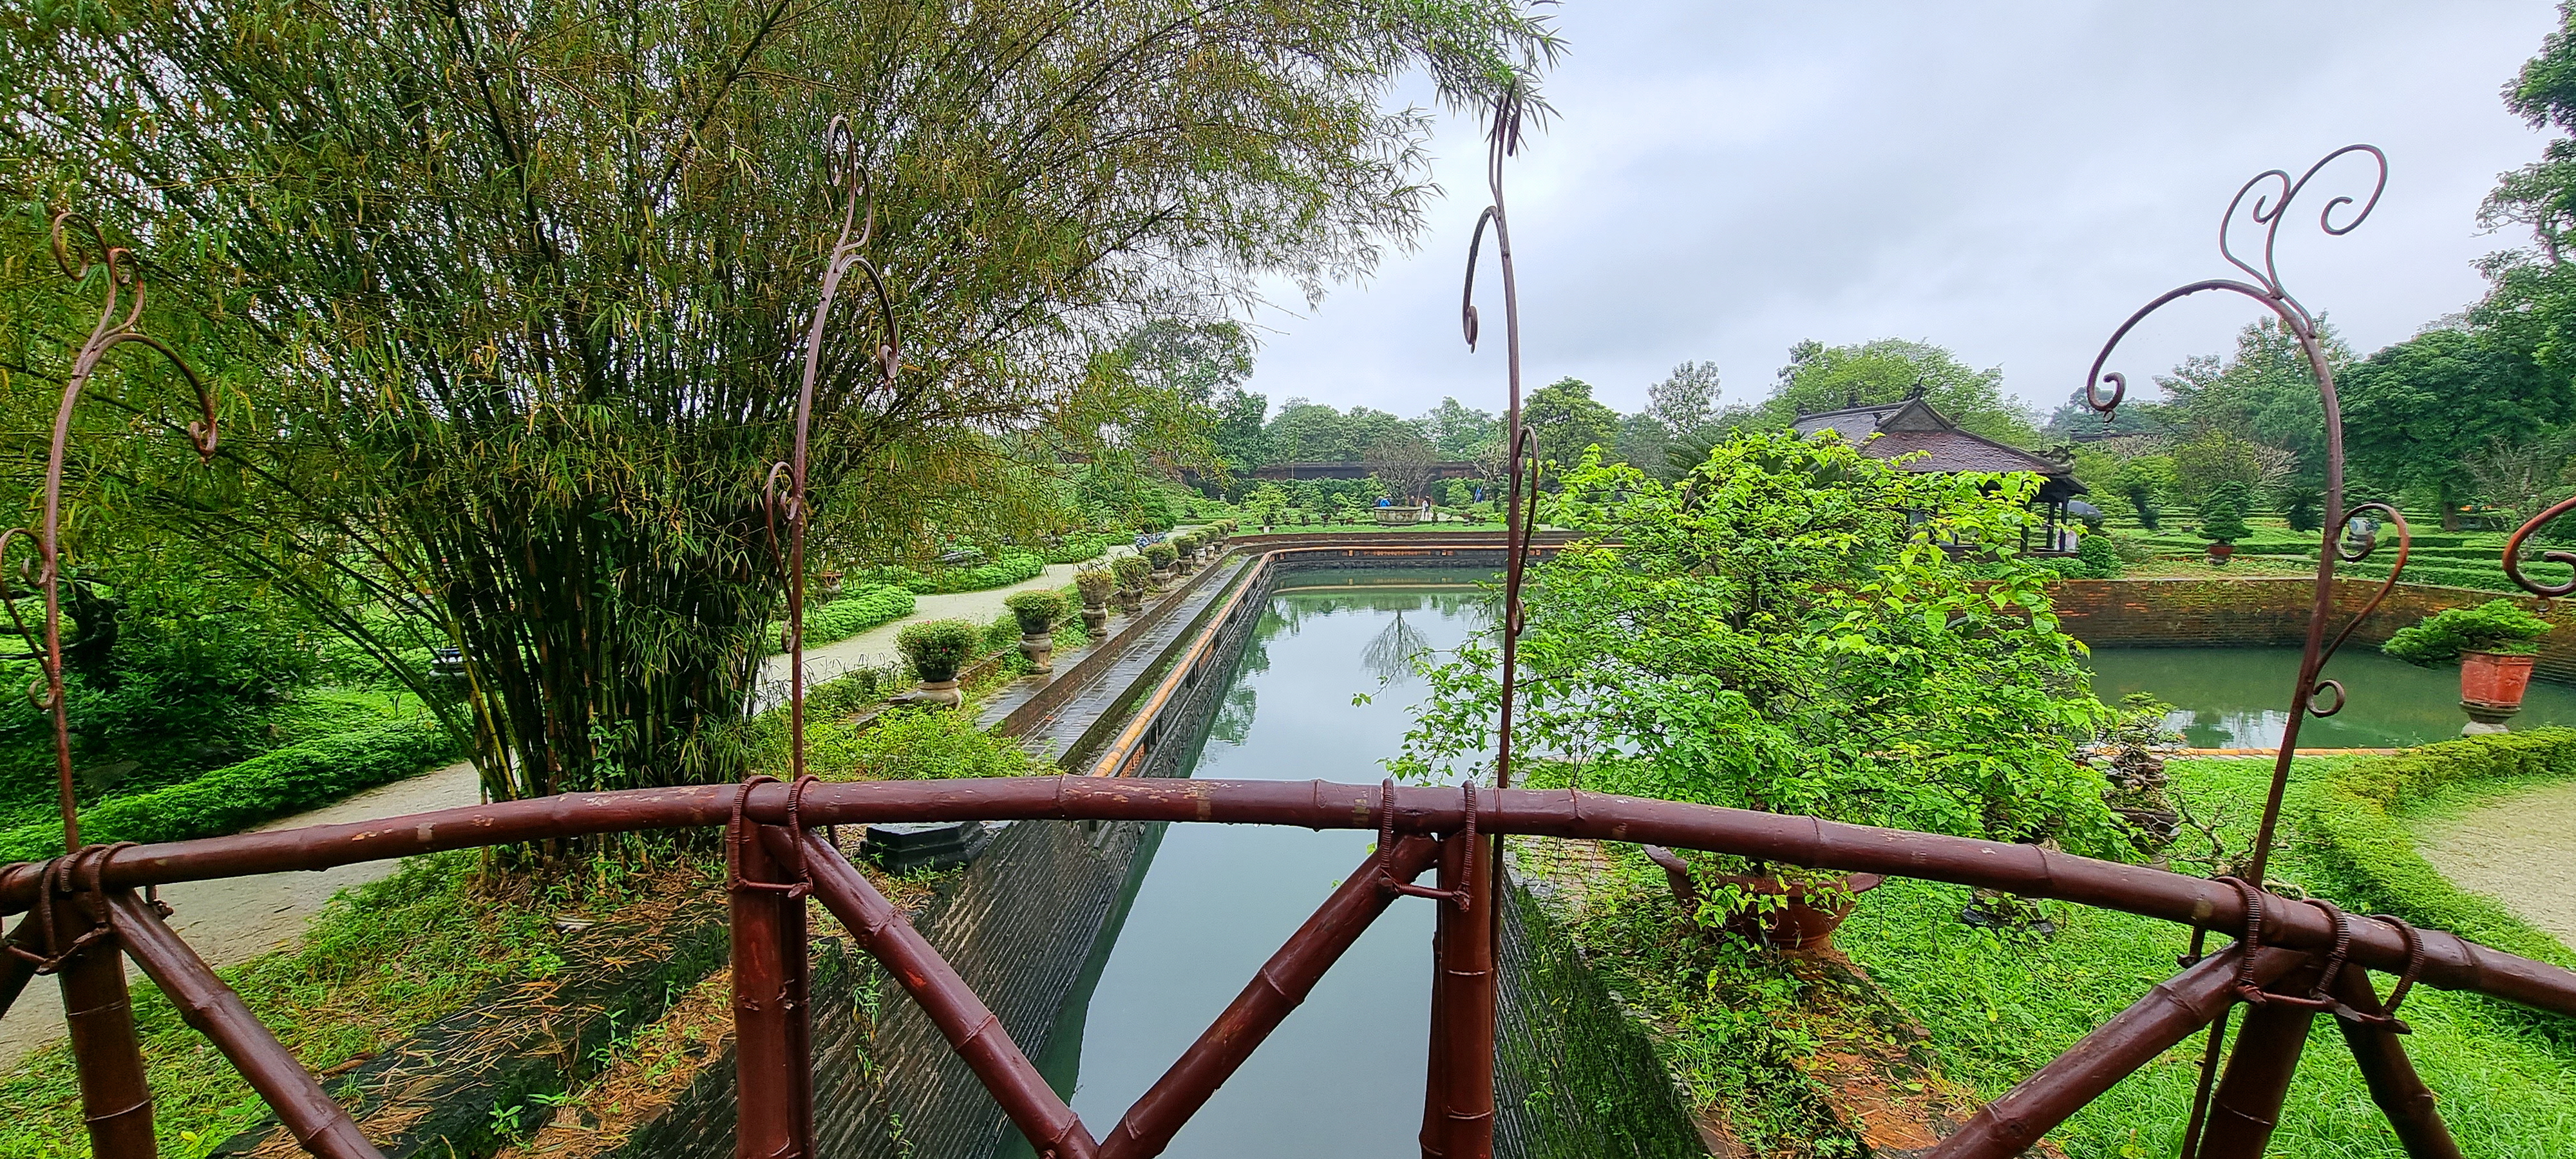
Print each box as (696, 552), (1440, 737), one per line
(2416, 778), (2576, 946)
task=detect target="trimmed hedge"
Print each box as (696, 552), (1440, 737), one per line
(1044, 535), (1111, 565)
(0, 720), (461, 863)
(2295, 728), (2576, 968)
(907, 551), (1046, 595)
(799, 585), (916, 646)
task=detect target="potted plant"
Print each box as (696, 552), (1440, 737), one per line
(1170, 531), (1202, 572)
(2197, 481), (2251, 565)
(1075, 567), (1117, 636)
(2383, 599), (2553, 733)
(1144, 541), (1178, 585)
(1112, 554), (1150, 610)
(896, 618), (982, 708)
(1643, 846), (1882, 950)
(1003, 590), (1066, 674)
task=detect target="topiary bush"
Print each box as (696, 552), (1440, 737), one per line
(2382, 599), (2553, 665)
(1043, 534), (1111, 565)
(1171, 530), (1202, 556)
(896, 618), (982, 682)
(1003, 590), (1065, 636)
(811, 704), (1050, 782)
(1144, 542), (1177, 570)
(1075, 567), (1117, 605)
(2197, 481), (2252, 544)
(793, 585), (916, 647)
(1113, 554), (1151, 590)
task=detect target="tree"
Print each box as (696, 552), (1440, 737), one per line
(3, 1), (1560, 802)
(1209, 388), (1273, 477)
(2197, 482), (2253, 545)
(2043, 386), (2172, 439)
(2342, 329), (2573, 529)
(1363, 429), (1438, 505)
(1646, 360), (1723, 436)
(2154, 318), (2353, 487)
(1394, 431), (2120, 858)
(1419, 397), (1501, 460)
(1523, 377), (1621, 473)
(2168, 430), (2270, 509)
(1614, 413), (1671, 476)
(2110, 457), (2176, 531)
(1758, 338), (2039, 446)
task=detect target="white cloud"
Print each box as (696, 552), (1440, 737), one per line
(1244, 0), (2562, 420)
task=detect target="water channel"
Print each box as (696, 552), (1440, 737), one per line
(2085, 646), (2576, 748)
(1005, 569), (1494, 1159)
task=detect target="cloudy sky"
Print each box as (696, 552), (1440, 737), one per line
(1241, 1), (2567, 424)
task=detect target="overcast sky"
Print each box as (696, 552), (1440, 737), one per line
(1240, 1), (2567, 424)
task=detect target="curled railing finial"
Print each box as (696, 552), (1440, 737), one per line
(11, 209), (223, 851)
(768, 117), (901, 785)
(2503, 496), (2576, 597)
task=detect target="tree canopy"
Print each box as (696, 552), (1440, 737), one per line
(1524, 377), (1622, 472)
(1759, 338), (2038, 447)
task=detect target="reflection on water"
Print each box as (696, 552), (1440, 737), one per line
(2085, 646), (2576, 748)
(1001, 572), (1492, 1159)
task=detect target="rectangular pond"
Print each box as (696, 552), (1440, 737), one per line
(2085, 646), (2576, 748)
(1001, 567), (1495, 1159)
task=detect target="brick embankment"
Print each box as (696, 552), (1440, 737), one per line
(2050, 577), (2576, 684)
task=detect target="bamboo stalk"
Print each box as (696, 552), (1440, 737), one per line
(58, 935), (155, 1158)
(2197, 964), (2325, 1159)
(104, 890), (383, 1159)
(1926, 947), (2307, 1158)
(1102, 834), (1440, 1159)
(732, 824), (813, 1159)
(1426, 831), (1496, 1159)
(2327, 968), (2460, 1159)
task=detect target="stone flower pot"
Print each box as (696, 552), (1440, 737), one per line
(2206, 542), (2235, 565)
(1081, 604), (1110, 637)
(1019, 634), (1055, 675)
(915, 678), (963, 708)
(2461, 650), (2537, 734)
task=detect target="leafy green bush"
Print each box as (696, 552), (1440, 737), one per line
(2295, 729), (2576, 967)
(1144, 542), (1177, 570)
(1171, 531), (1202, 556)
(878, 552), (1047, 595)
(1113, 554), (1150, 590)
(1043, 535), (1111, 565)
(794, 585), (916, 647)
(2382, 599), (2553, 664)
(811, 705), (1050, 781)
(896, 619), (981, 682)
(2051, 533), (2124, 580)
(1003, 590), (1065, 636)
(2197, 481), (2252, 543)
(0, 720), (460, 863)
(1074, 567), (1117, 604)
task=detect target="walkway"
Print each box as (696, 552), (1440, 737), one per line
(2, 552), (1125, 1071)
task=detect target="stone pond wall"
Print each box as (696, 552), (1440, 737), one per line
(2052, 578), (2576, 684)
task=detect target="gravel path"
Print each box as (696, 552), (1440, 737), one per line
(2416, 778), (2576, 947)
(3, 552), (1126, 1071)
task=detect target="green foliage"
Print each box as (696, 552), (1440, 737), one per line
(2382, 599), (2554, 664)
(1761, 338), (2038, 447)
(1399, 432), (2118, 856)
(895, 619), (982, 683)
(1003, 590), (1065, 636)
(2110, 455), (2174, 531)
(2342, 329), (2572, 520)
(1170, 531), (1204, 555)
(2052, 533), (2124, 580)
(0, 721), (459, 863)
(2295, 730), (2576, 967)
(2195, 480), (2253, 544)
(2168, 430), (2268, 509)
(886, 552), (1046, 596)
(2, 0), (1559, 804)
(811, 706), (1049, 782)
(1074, 567), (1117, 603)
(793, 586), (916, 648)
(1264, 399), (1419, 462)
(1112, 554), (1152, 590)
(1043, 535), (1112, 565)
(1420, 397), (1501, 460)
(1144, 542), (1179, 569)
(1524, 377), (1623, 471)
(1245, 483), (1293, 527)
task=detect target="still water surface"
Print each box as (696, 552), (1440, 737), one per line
(1003, 569), (1492, 1158)
(2086, 646), (2576, 748)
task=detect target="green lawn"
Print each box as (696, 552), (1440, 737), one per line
(1837, 756), (2576, 1158)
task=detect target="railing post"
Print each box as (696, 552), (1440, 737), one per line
(1421, 829), (1495, 1159)
(732, 821), (813, 1159)
(2197, 964), (2325, 1159)
(58, 923), (155, 1156)
(2327, 968), (2459, 1159)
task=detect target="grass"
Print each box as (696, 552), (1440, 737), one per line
(1836, 755), (2576, 1158)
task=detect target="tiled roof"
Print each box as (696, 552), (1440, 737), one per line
(1857, 429), (2069, 475)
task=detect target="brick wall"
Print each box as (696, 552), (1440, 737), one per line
(2050, 578), (2576, 683)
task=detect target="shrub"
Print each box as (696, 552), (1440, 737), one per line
(2382, 599), (2553, 665)
(2054, 534), (2123, 580)
(1171, 531), (1202, 555)
(1075, 567), (1117, 605)
(2296, 729), (2576, 966)
(0, 721), (460, 863)
(1113, 555), (1151, 590)
(1144, 542), (1178, 570)
(812, 705), (1051, 782)
(1043, 534), (1111, 565)
(896, 619), (982, 682)
(1003, 590), (1066, 636)
(2197, 481), (2252, 544)
(793, 585), (916, 647)
(896, 552), (1047, 595)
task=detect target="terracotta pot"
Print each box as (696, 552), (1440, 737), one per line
(2206, 542), (2236, 565)
(2462, 650), (2537, 710)
(1712, 871), (1886, 950)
